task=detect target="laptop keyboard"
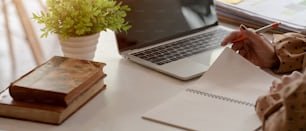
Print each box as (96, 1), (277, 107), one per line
(131, 29), (230, 65)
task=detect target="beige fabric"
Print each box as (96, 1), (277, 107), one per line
(256, 71), (306, 131)
(255, 32), (306, 131)
(273, 33), (306, 73)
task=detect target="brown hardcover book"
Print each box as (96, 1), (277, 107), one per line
(0, 79), (105, 124)
(8, 56), (106, 106)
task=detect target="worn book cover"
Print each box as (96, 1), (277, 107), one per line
(0, 79), (106, 124)
(9, 56), (106, 106)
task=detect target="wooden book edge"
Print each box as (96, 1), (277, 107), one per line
(0, 79), (106, 124)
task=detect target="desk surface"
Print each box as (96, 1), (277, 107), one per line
(0, 30), (196, 131)
(0, 6), (244, 129)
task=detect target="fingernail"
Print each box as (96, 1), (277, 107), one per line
(240, 24), (247, 30)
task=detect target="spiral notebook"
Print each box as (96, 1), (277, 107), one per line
(142, 48), (277, 131)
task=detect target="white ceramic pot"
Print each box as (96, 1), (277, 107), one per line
(59, 33), (100, 60)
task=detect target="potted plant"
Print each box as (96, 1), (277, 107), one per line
(33, 0), (131, 60)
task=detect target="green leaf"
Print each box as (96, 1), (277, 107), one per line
(33, 0), (131, 38)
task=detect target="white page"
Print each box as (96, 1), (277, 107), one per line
(215, 0), (306, 33)
(143, 48), (277, 131)
(192, 47), (277, 104)
(234, 0), (306, 27)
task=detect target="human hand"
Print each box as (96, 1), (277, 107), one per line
(270, 71), (303, 93)
(221, 25), (278, 68)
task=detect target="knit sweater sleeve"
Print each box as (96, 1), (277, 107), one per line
(272, 33), (306, 73)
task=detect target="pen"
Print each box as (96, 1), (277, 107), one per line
(232, 22), (281, 43)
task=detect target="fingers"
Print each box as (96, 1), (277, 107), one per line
(281, 72), (299, 85)
(290, 71), (303, 79)
(231, 42), (243, 51)
(241, 28), (271, 47)
(221, 24), (257, 46)
(238, 49), (247, 57)
(231, 38), (250, 57)
(270, 79), (282, 93)
(241, 27), (257, 38)
(221, 30), (241, 46)
(242, 30), (263, 45)
(281, 71), (303, 84)
(270, 71), (303, 93)
(258, 33), (271, 43)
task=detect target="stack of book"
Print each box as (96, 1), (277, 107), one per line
(215, 0), (306, 34)
(0, 56), (106, 124)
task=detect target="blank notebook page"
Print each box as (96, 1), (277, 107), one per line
(142, 47), (277, 131)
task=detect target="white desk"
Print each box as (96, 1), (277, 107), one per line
(0, 18), (247, 130)
(1, 1), (279, 130)
(0, 30), (209, 131)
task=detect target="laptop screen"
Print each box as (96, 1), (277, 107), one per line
(116, 0), (218, 52)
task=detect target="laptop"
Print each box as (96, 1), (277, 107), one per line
(115, 0), (232, 80)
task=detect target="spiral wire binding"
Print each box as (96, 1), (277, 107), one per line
(185, 88), (255, 107)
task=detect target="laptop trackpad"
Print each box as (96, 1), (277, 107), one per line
(188, 47), (225, 65)
(160, 48), (224, 80)
(161, 59), (209, 80)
